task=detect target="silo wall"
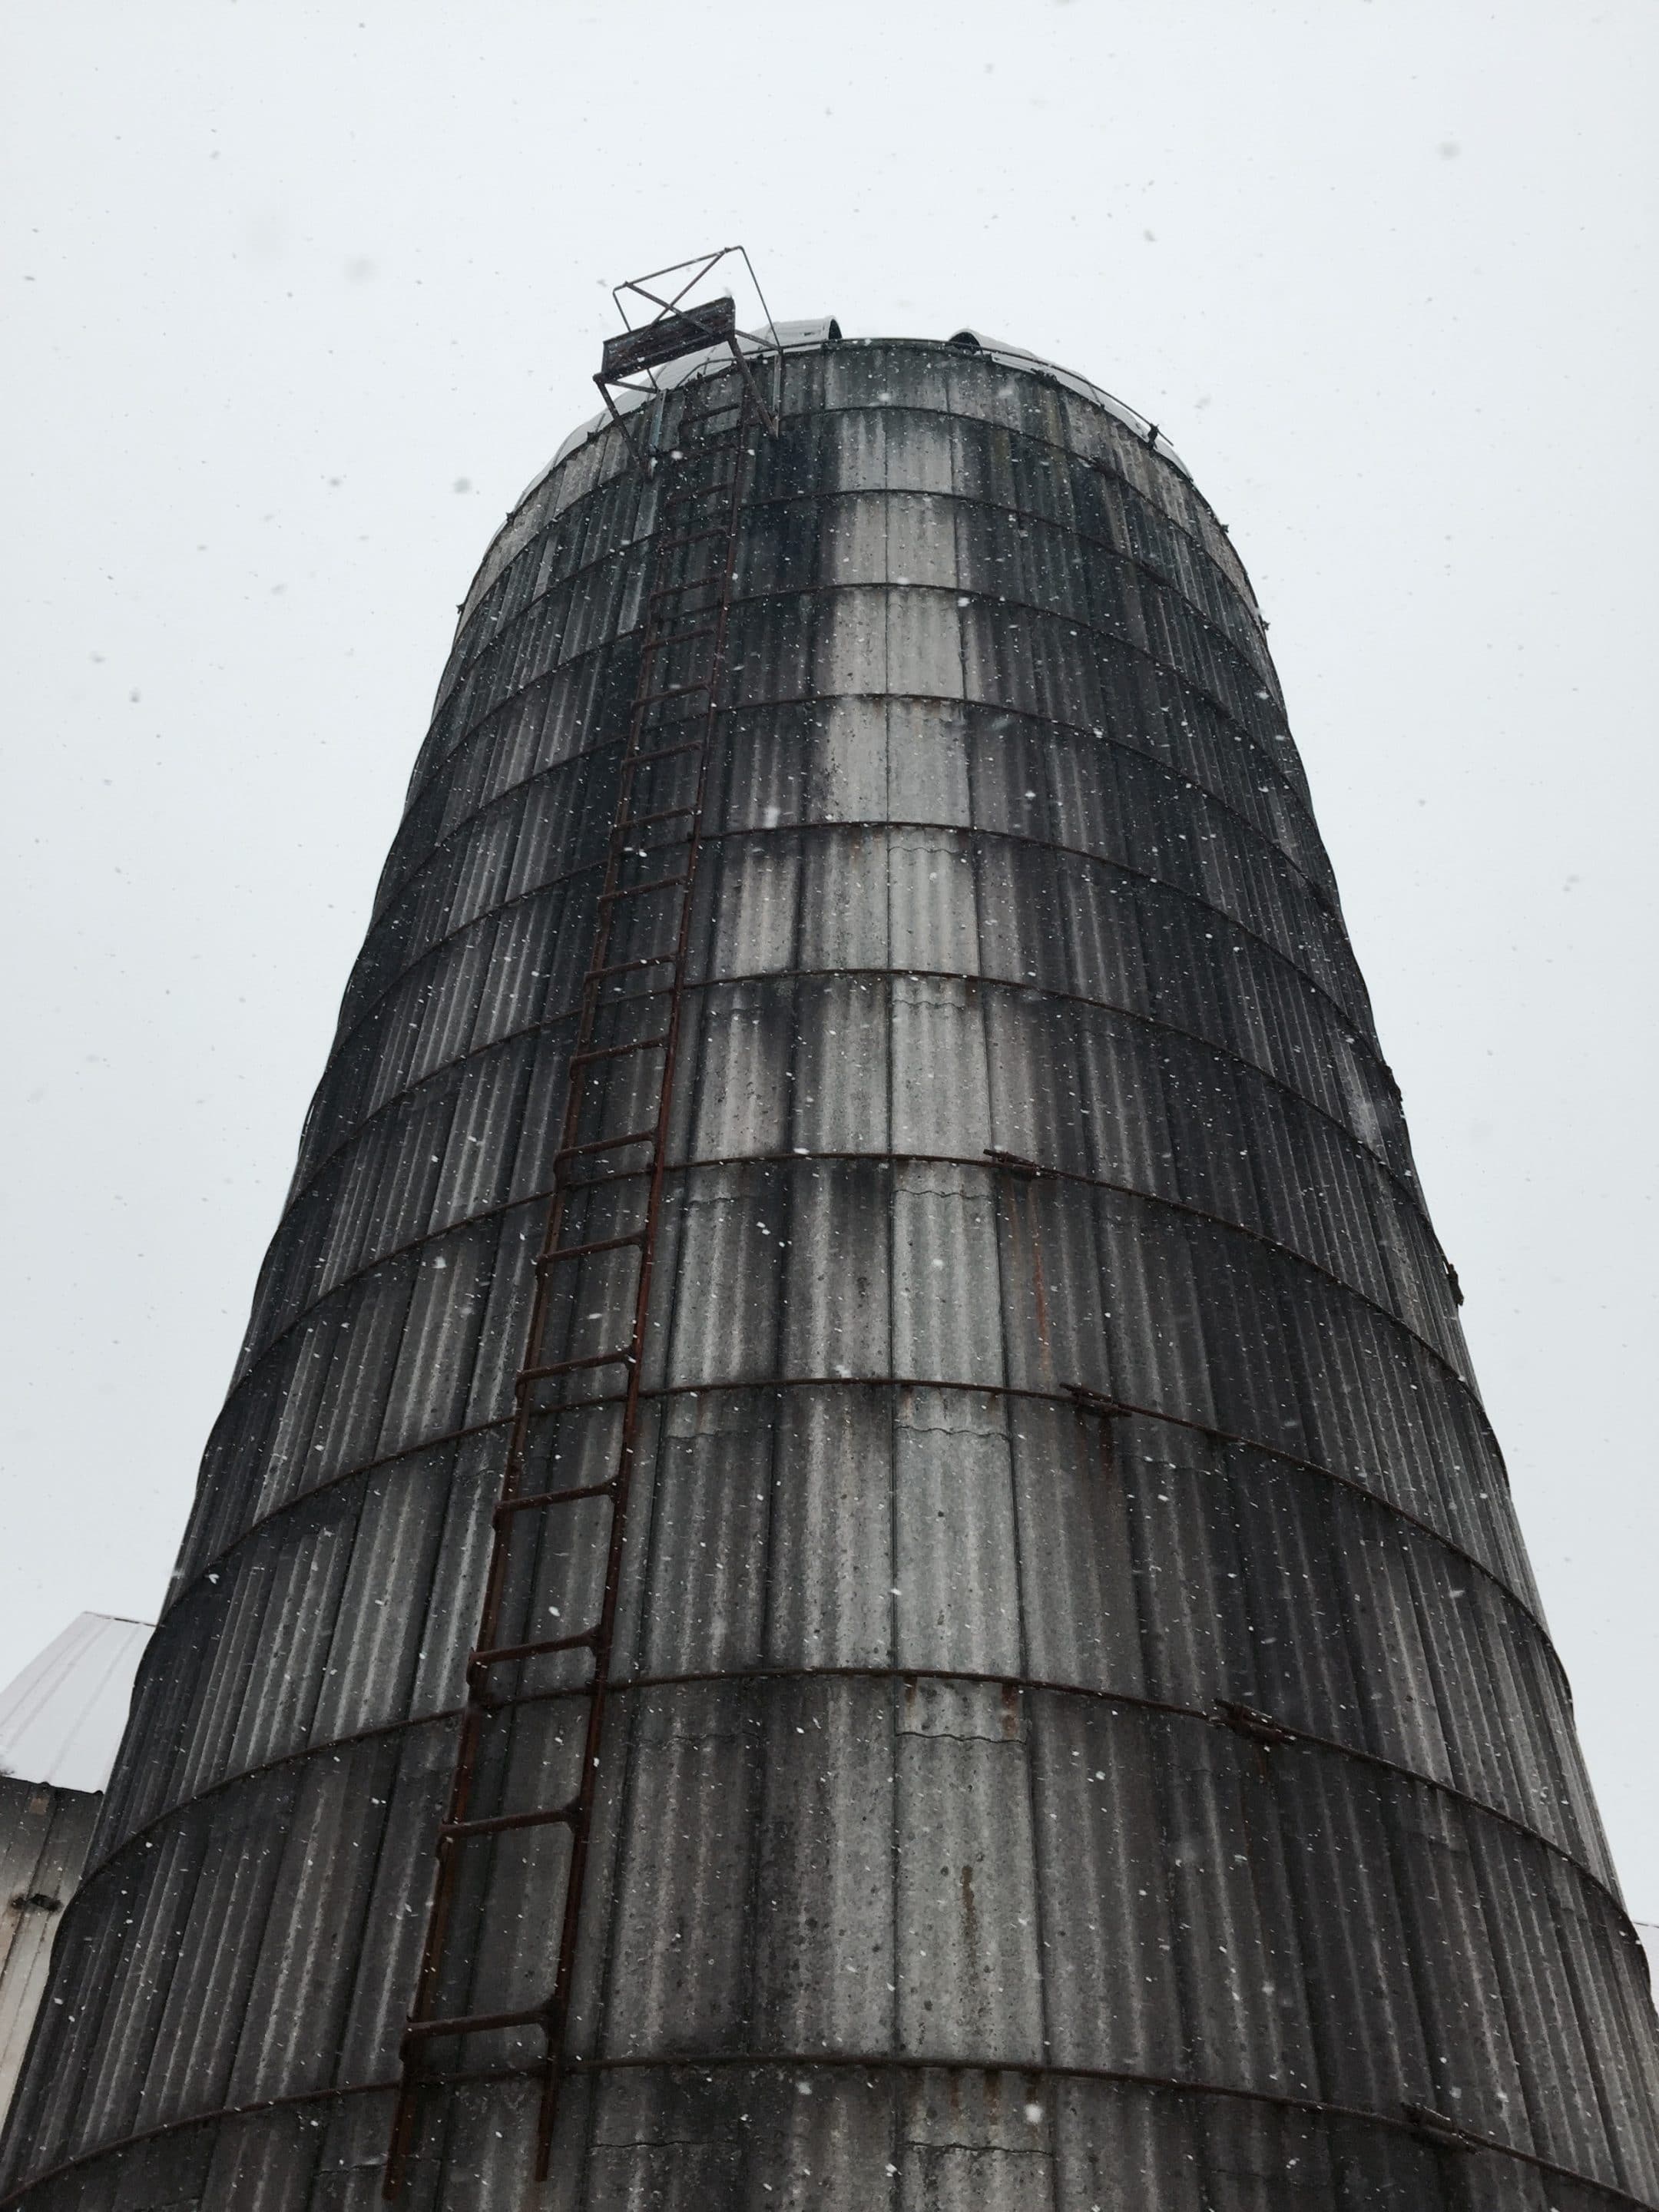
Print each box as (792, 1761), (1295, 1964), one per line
(2, 335), (1656, 2212)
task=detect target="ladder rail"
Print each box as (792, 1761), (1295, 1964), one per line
(383, 373), (758, 2197)
(529, 402), (749, 2179)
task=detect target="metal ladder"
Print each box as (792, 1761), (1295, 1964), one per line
(385, 369), (758, 2197)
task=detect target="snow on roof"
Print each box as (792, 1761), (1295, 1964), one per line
(0, 1613), (151, 1794)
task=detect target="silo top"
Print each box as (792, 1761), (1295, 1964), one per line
(451, 322), (1201, 650)
(541, 320), (1190, 479)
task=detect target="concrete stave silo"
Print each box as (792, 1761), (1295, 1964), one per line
(2, 323), (1656, 2210)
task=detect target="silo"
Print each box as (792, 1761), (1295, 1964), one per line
(0, 1615), (151, 2131)
(3, 316), (1657, 2212)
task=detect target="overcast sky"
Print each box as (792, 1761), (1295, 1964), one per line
(2, 1), (1654, 1904)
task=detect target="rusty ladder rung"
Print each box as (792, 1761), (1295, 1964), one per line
(597, 872), (689, 906)
(536, 1230), (647, 1269)
(568, 1037), (671, 1069)
(440, 1801), (582, 1842)
(622, 737), (704, 770)
(584, 952), (677, 984)
(402, 2003), (548, 2046)
(472, 1627), (599, 1667)
(577, 982), (672, 1019)
(518, 1349), (634, 1389)
(662, 479), (736, 512)
(545, 1164), (653, 1194)
(640, 623), (718, 658)
(615, 803), (697, 833)
(648, 533), (726, 567)
(634, 677), (710, 709)
(551, 1128), (657, 1164)
(495, 1479), (618, 1522)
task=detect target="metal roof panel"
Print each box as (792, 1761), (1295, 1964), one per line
(0, 1615), (151, 1795)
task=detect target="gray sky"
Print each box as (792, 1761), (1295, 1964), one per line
(3, 1), (1655, 1903)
